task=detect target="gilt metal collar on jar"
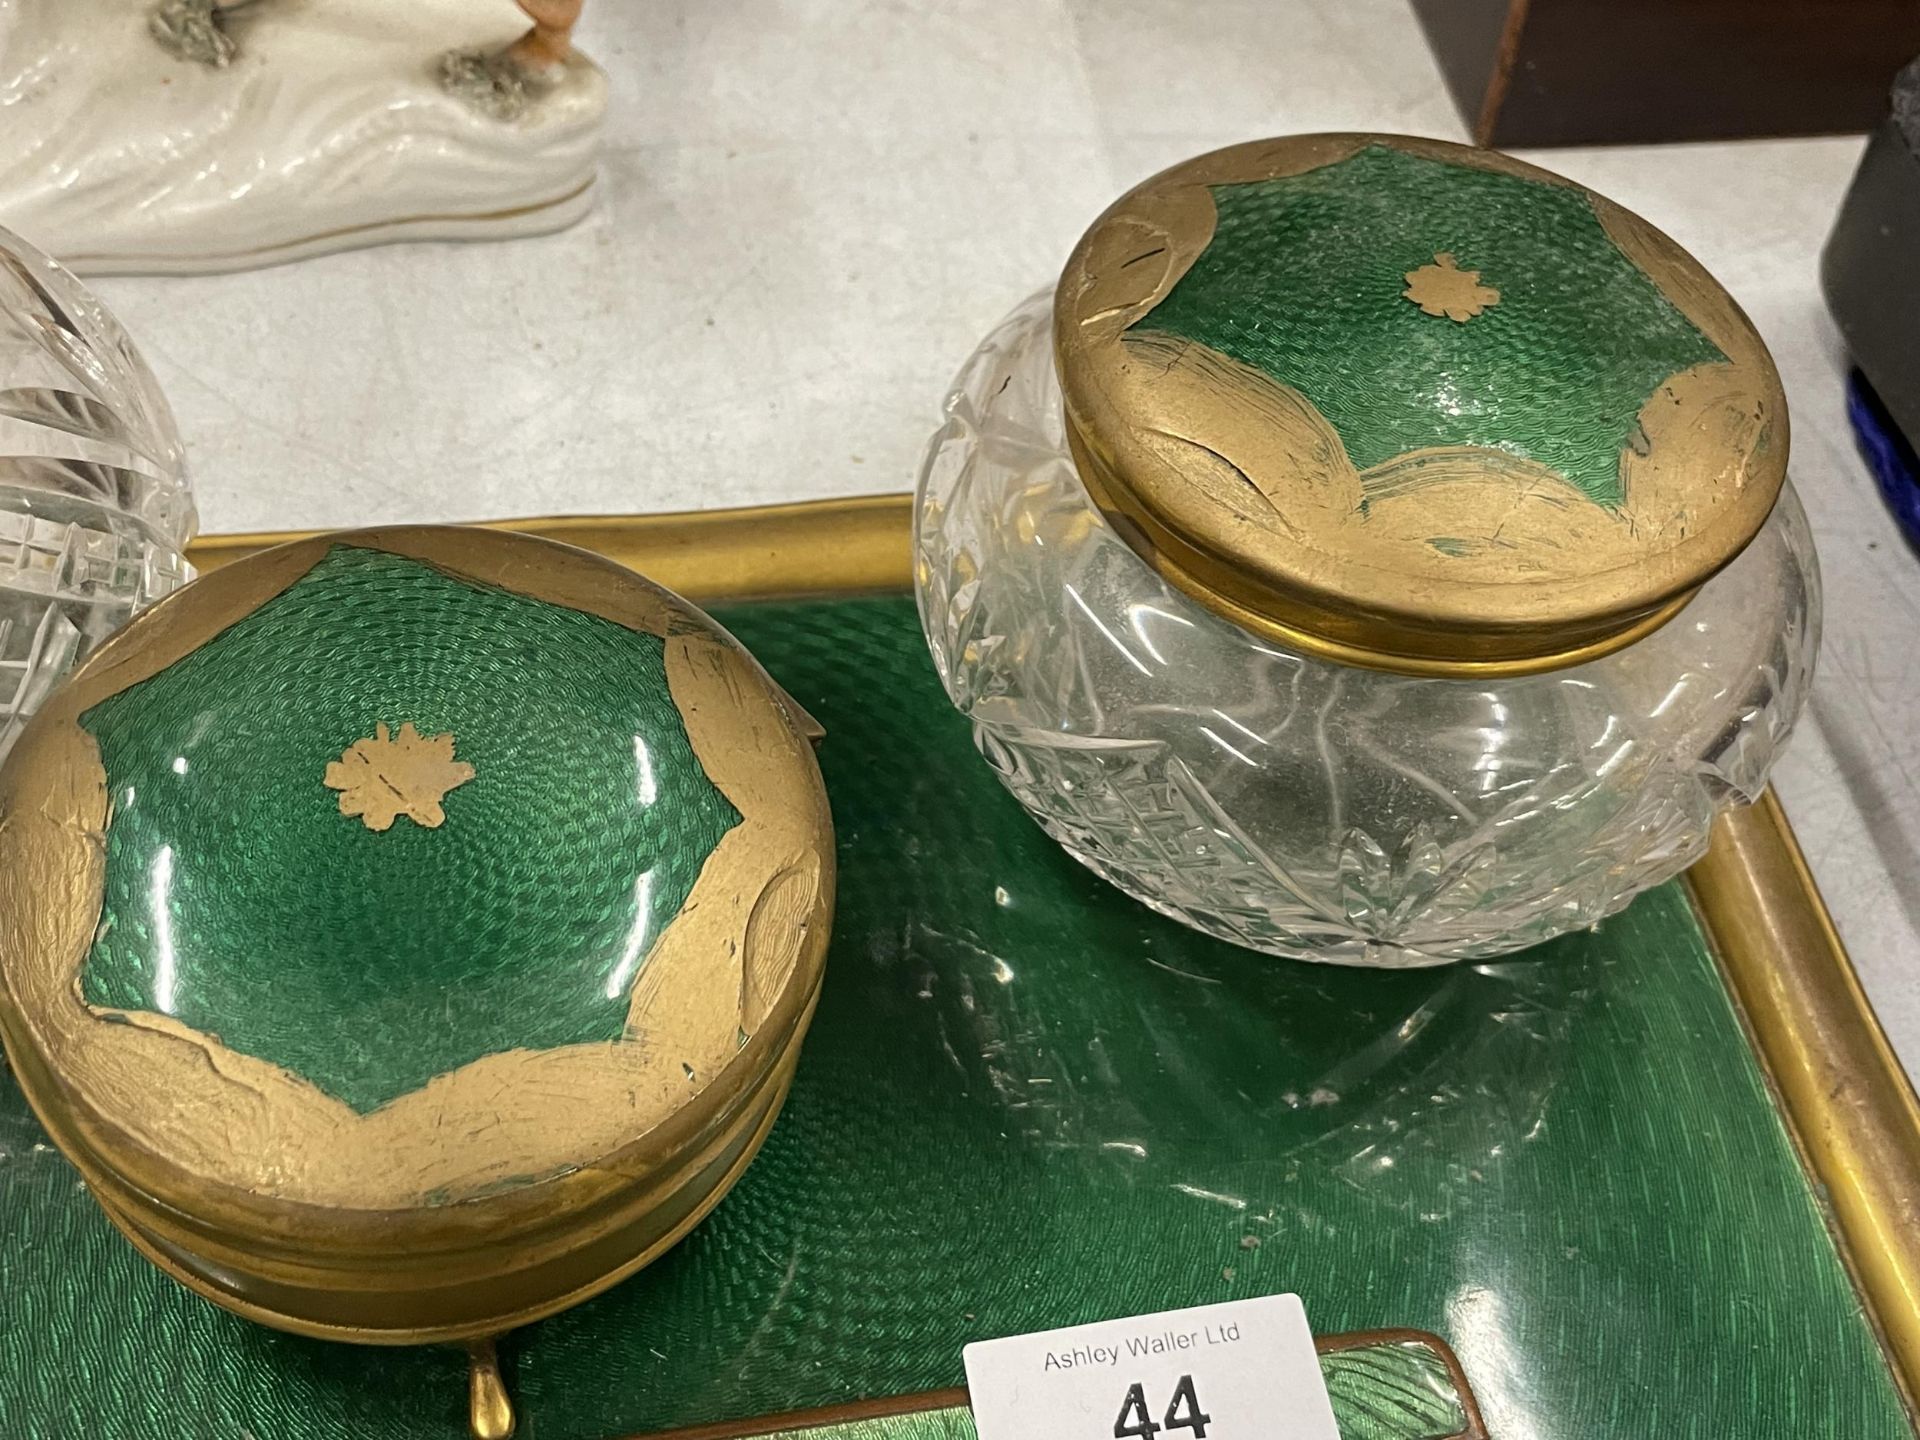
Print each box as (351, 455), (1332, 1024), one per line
(1055, 133), (1789, 677)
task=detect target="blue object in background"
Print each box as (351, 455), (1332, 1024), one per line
(1848, 368), (1920, 551)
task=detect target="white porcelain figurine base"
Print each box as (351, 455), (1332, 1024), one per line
(0, 0), (606, 275)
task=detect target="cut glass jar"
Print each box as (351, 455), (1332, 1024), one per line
(915, 134), (1819, 966)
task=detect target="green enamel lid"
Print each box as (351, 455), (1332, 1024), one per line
(0, 527), (833, 1343)
(1055, 133), (1789, 675)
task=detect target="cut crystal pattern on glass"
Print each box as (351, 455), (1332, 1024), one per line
(915, 294), (1820, 965)
(0, 224), (194, 761)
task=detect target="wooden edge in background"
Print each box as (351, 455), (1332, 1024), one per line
(188, 495), (1920, 1417)
(1476, 0), (1532, 147)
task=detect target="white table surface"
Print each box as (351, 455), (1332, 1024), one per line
(85, 0), (1920, 1071)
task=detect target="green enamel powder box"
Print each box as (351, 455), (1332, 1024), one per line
(0, 526), (834, 1375)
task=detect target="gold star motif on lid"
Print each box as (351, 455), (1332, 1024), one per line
(1402, 252), (1501, 322)
(323, 722), (476, 832)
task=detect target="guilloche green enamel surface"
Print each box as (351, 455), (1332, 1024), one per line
(0, 596), (1908, 1439)
(75, 546), (739, 1114)
(735, 1410), (980, 1440)
(1134, 144), (1726, 506)
(1320, 1343), (1466, 1439)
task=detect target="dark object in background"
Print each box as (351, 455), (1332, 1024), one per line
(1825, 57), (1920, 549)
(1413, 0), (1920, 146)
(1846, 373), (1920, 550)
(1826, 61), (1920, 442)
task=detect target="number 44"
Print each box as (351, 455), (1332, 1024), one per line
(1114, 1375), (1212, 1440)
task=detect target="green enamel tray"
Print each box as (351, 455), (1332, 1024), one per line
(1, 496), (1915, 1440)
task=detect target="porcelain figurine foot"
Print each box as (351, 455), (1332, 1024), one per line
(146, 0), (240, 66)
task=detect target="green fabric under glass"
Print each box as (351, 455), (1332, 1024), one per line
(0, 595), (1907, 1439)
(1135, 144), (1726, 506)
(76, 546), (739, 1114)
